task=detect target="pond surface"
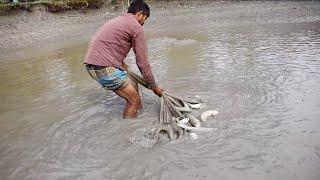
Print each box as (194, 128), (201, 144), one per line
(1, 1), (320, 179)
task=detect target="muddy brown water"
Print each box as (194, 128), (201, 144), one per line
(1, 1), (320, 180)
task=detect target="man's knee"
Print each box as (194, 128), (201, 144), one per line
(114, 82), (141, 105)
(129, 93), (141, 106)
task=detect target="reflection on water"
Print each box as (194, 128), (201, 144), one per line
(1, 1), (320, 180)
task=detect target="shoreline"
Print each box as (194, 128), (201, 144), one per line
(0, 0), (214, 60)
(0, 5), (117, 59)
(1, 0), (319, 61)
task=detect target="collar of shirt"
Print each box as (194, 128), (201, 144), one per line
(124, 13), (139, 24)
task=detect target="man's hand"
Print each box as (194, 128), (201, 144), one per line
(152, 86), (164, 97)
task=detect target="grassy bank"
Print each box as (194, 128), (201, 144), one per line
(0, 0), (111, 14)
(0, 0), (212, 15)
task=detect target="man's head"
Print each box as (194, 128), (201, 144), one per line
(128, 0), (150, 26)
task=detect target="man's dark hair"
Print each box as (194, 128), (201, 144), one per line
(127, 0), (150, 17)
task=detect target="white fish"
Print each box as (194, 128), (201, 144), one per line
(189, 132), (198, 140)
(179, 117), (190, 124)
(185, 113), (201, 127)
(187, 102), (202, 109)
(200, 109), (219, 122)
(173, 102), (192, 112)
(177, 122), (216, 132)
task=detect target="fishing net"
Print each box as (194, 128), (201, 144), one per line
(127, 70), (218, 147)
(128, 70), (200, 124)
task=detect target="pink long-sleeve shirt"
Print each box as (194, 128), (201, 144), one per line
(84, 13), (157, 89)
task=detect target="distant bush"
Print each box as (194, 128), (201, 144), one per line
(0, 0), (105, 14)
(44, 1), (67, 12)
(66, 0), (104, 10)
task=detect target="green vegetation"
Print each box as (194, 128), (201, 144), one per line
(0, 0), (106, 14)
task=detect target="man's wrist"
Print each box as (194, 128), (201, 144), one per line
(149, 83), (158, 90)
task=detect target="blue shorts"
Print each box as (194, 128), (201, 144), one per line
(86, 65), (129, 90)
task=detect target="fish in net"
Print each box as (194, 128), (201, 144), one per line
(127, 70), (219, 146)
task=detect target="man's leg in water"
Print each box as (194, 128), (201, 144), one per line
(130, 78), (143, 109)
(114, 80), (142, 118)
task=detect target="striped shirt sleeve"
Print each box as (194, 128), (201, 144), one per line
(132, 28), (157, 89)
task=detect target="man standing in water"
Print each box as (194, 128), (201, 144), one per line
(84, 0), (163, 118)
